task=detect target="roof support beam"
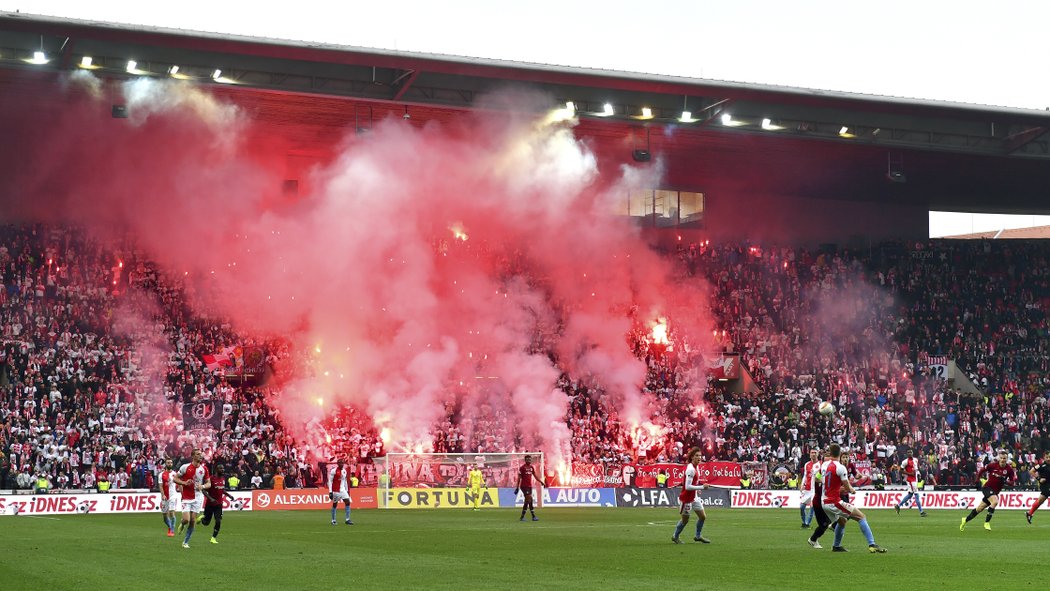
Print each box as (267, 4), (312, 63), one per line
(1004, 126), (1047, 154)
(391, 69), (419, 101)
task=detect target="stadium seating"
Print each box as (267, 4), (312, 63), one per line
(1, 226), (1047, 493)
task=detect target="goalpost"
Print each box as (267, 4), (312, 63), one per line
(374, 452), (544, 508)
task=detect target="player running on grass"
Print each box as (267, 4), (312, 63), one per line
(515, 455), (545, 521)
(200, 464), (237, 544)
(1026, 450), (1050, 524)
(672, 447), (711, 544)
(822, 444), (887, 553)
(894, 450), (927, 517)
(174, 449), (210, 549)
(961, 449), (1016, 531)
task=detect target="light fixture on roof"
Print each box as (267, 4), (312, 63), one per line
(212, 69), (222, 80)
(640, 107), (653, 119)
(761, 118), (784, 130)
(27, 50), (48, 64)
(550, 100), (576, 123)
(126, 60), (137, 73)
(600, 103), (614, 116)
(839, 126), (850, 136)
(678, 110), (698, 123)
(80, 56), (93, 68)
(168, 65), (180, 75)
(721, 113), (733, 125)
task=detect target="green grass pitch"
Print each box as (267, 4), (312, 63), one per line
(0, 508), (1043, 590)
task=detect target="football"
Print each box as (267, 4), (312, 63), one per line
(818, 401), (835, 416)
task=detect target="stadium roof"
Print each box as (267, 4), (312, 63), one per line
(2, 11), (1049, 214)
(942, 225), (1050, 240)
(3, 11), (1049, 159)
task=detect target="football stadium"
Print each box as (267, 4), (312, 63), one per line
(1, 8), (1050, 591)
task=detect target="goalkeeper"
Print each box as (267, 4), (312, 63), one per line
(467, 465), (487, 510)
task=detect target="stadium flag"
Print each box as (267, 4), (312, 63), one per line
(182, 401), (222, 431)
(201, 346), (240, 372)
(707, 354), (740, 379)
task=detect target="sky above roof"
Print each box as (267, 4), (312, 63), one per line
(6, 0), (1050, 111)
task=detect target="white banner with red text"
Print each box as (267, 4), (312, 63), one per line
(729, 489), (1050, 510)
(0, 490), (255, 516)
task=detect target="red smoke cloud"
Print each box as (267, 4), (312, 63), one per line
(1, 74), (717, 468)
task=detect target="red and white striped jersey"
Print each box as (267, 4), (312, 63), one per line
(902, 457), (918, 483)
(329, 466), (348, 494)
(160, 469), (178, 500)
(678, 464), (703, 503)
(802, 460), (818, 490)
(177, 463), (209, 501)
(821, 461), (848, 505)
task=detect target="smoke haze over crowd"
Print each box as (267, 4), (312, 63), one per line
(1, 74), (719, 468)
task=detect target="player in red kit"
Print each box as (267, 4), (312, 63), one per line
(1025, 450), (1050, 524)
(672, 447), (711, 544)
(159, 459), (178, 537)
(821, 444), (887, 553)
(799, 449), (819, 528)
(894, 450), (927, 517)
(515, 455), (545, 521)
(961, 449), (1016, 531)
(328, 458), (353, 525)
(174, 449), (210, 549)
(200, 464), (236, 544)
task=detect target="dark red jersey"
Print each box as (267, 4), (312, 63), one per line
(205, 474), (226, 507)
(518, 464), (537, 488)
(978, 461), (1016, 494)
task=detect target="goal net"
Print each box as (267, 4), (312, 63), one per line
(374, 452), (543, 508)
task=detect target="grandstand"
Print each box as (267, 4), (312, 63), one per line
(1, 11), (1050, 590)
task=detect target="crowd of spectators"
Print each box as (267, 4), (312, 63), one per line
(3, 224), (1050, 495)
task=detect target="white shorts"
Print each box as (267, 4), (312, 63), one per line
(800, 490), (814, 505)
(822, 500), (855, 522)
(679, 500), (705, 515)
(906, 481), (918, 494)
(181, 499), (202, 514)
(162, 498), (178, 513)
(331, 491), (350, 503)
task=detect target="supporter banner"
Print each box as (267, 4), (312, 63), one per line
(615, 487), (730, 509)
(743, 462), (769, 489)
(568, 463), (608, 487)
(241, 346), (267, 376)
(731, 490), (801, 508)
(919, 353), (949, 379)
(383, 487), (498, 509)
(381, 454), (523, 488)
(633, 462), (742, 488)
(0, 490), (253, 516)
(708, 355), (740, 380)
(252, 487), (378, 511)
(182, 401), (222, 431)
(498, 487), (616, 508)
